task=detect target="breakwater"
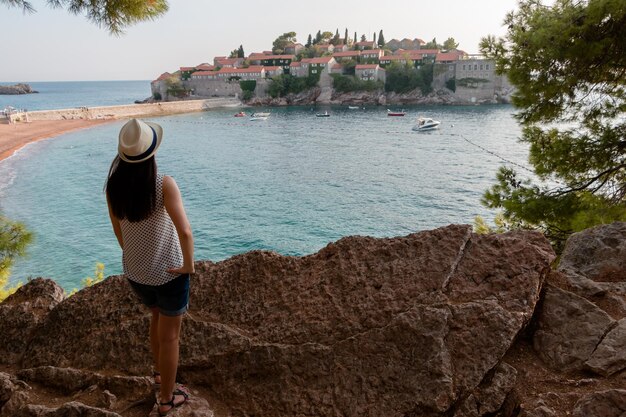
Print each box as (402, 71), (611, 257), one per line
(24, 98), (241, 121)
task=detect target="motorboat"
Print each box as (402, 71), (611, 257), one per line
(249, 116), (268, 121)
(412, 117), (441, 131)
(387, 109), (406, 116)
(348, 106), (360, 110)
(316, 111), (330, 117)
(251, 112), (270, 117)
(234, 111), (246, 117)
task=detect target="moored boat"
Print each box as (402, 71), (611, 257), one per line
(348, 106), (360, 110)
(412, 117), (441, 131)
(251, 112), (270, 117)
(234, 111), (246, 117)
(249, 116), (268, 121)
(316, 111), (330, 117)
(387, 109), (406, 116)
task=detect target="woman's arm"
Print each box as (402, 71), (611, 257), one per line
(106, 195), (124, 249)
(163, 175), (195, 274)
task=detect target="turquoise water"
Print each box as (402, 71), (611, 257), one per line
(0, 81), (151, 111)
(0, 105), (527, 290)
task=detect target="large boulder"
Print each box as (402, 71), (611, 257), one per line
(572, 389), (626, 417)
(0, 278), (65, 364)
(17, 225), (555, 416)
(534, 222), (626, 375)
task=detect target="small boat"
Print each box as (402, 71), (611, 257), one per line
(316, 111), (330, 117)
(251, 112), (270, 117)
(387, 109), (406, 116)
(348, 106), (360, 110)
(249, 116), (268, 121)
(234, 111), (246, 117)
(412, 117), (441, 131)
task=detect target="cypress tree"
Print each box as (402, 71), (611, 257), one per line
(378, 30), (385, 47)
(306, 33), (312, 48)
(373, 32), (376, 45)
(344, 28), (348, 44)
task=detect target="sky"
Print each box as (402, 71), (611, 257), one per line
(0, 0), (522, 82)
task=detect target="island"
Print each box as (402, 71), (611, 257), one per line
(0, 83), (38, 95)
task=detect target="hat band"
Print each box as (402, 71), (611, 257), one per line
(123, 126), (157, 162)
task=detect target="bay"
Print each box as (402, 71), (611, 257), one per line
(0, 104), (527, 290)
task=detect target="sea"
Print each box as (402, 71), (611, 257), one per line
(0, 81), (529, 290)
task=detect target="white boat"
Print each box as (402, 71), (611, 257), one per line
(316, 111), (330, 117)
(348, 106), (360, 110)
(249, 116), (268, 121)
(412, 117), (441, 131)
(251, 112), (270, 117)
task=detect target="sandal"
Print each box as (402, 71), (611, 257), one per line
(157, 388), (189, 416)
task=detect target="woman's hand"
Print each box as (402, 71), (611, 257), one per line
(167, 265), (195, 275)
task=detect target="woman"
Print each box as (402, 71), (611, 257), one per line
(105, 118), (194, 416)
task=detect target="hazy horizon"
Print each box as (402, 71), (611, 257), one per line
(1, 0), (523, 82)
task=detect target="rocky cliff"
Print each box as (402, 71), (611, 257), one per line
(0, 223), (625, 417)
(245, 88), (503, 107)
(0, 83), (38, 95)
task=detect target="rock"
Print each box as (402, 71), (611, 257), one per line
(10, 226), (555, 417)
(572, 389), (626, 417)
(585, 318), (626, 376)
(16, 366), (152, 399)
(0, 372), (19, 406)
(520, 405), (558, 417)
(559, 222), (626, 282)
(148, 395), (214, 417)
(0, 83), (38, 95)
(0, 278), (65, 365)
(453, 362), (517, 417)
(533, 285), (615, 371)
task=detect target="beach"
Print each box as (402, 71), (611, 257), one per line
(0, 119), (112, 162)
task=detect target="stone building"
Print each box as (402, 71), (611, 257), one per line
(355, 64), (386, 83)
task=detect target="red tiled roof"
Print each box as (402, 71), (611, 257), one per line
(355, 64), (379, 69)
(361, 49), (383, 55)
(263, 66), (282, 71)
(249, 54), (295, 60)
(216, 58), (241, 65)
(380, 55), (419, 61)
(303, 56), (334, 64)
(289, 62), (301, 67)
(318, 44), (333, 49)
(415, 49), (439, 55)
(217, 66), (264, 74)
(331, 64), (344, 69)
(153, 72), (171, 82)
(180, 67), (196, 72)
(285, 42), (303, 47)
(332, 51), (361, 57)
(356, 41), (375, 46)
(196, 64), (215, 71)
(435, 52), (460, 62)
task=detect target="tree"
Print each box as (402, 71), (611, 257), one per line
(480, 0), (626, 249)
(306, 34), (312, 48)
(442, 37), (459, 50)
(354, 31), (357, 45)
(320, 31), (333, 43)
(344, 28), (349, 44)
(315, 30), (322, 44)
(0, 216), (33, 302)
(373, 32), (376, 45)
(378, 30), (385, 47)
(1, 0), (168, 35)
(272, 31), (297, 54)
(360, 34), (367, 42)
(229, 48), (238, 58)
(237, 45), (244, 58)
(423, 37), (440, 49)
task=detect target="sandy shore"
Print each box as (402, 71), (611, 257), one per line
(0, 119), (112, 162)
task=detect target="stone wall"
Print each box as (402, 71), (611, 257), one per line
(25, 98), (241, 121)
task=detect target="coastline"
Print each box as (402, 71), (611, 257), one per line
(0, 119), (112, 163)
(0, 97), (241, 163)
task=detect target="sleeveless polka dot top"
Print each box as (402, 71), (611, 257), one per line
(120, 174), (183, 286)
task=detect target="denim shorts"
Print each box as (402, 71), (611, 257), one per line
(128, 274), (190, 316)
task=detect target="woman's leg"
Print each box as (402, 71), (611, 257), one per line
(150, 307), (161, 383)
(158, 313), (184, 410)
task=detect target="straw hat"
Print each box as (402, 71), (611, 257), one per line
(118, 119), (163, 163)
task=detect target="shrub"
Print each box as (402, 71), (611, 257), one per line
(331, 74), (383, 93)
(445, 78), (456, 92)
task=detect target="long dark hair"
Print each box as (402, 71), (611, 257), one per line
(105, 155), (157, 222)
